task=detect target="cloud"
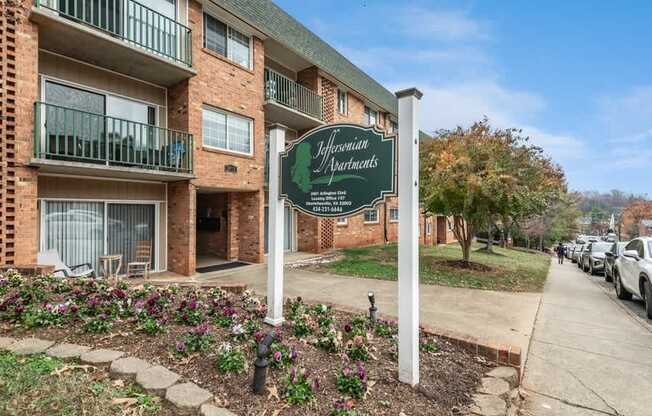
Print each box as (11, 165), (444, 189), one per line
(386, 81), (586, 165)
(394, 7), (491, 42)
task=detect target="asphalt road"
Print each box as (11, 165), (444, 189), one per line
(521, 259), (652, 416)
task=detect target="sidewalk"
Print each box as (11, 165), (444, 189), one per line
(207, 266), (541, 358)
(522, 261), (652, 415)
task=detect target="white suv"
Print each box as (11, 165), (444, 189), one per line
(613, 237), (652, 319)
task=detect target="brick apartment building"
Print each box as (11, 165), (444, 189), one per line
(0, 0), (455, 276)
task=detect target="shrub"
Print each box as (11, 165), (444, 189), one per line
(213, 306), (236, 328)
(269, 342), (297, 369)
(374, 320), (397, 338)
(137, 316), (168, 335)
(344, 335), (369, 362)
(287, 297), (307, 321)
(336, 362), (367, 399)
(420, 340), (439, 353)
(83, 314), (113, 333)
(331, 399), (358, 416)
(175, 323), (213, 355)
(216, 343), (246, 374)
(174, 296), (206, 326)
(315, 324), (341, 353)
(284, 367), (316, 405)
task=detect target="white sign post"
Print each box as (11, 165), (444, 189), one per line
(265, 123), (286, 326)
(396, 88), (422, 385)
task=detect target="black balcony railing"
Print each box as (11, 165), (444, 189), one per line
(35, 0), (192, 67)
(264, 68), (323, 120)
(34, 102), (193, 174)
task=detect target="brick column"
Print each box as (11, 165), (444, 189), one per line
(227, 193), (240, 261)
(167, 181), (196, 276)
(237, 190), (264, 263)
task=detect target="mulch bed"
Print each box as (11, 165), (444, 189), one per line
(0, 275), (491, 416)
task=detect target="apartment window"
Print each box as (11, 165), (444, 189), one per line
(336, 217), (348, 226)
(202, 106), (253, 155)
(389, 208), (399, 222)
(203, 13), (251, 69)
(364, 209), (379, 223)
(364, 106), (377, 126)
(337, 89), (348, 114)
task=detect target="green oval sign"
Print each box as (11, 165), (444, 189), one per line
(280, 124), (396, 218)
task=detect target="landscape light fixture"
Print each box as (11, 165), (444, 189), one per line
(368, 291), (378, 323)
(252, 330), (276, 394)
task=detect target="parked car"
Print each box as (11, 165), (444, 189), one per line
(571, 244), (584, 263)
(572, 244), (585, 264)
(581, 241), (613, 275)
(565, 243), (576, 259)
(613, 237), (652, 319)
(604, 241), (627, 282)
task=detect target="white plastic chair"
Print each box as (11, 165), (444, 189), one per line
(37, 249), (95, 278)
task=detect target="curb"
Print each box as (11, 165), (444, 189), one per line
(0, 336), (235, 416)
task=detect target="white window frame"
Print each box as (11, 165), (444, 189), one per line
(363, 209), (379, 224)
(364, 106), (378, 126)
(202, 105), (254, 156)
(202, 11), (253, 70)
(389, 207), (399, 223)
(336, 217), (348, 226)
(39, 198), (164, 273)
(337, 89), (348, 115)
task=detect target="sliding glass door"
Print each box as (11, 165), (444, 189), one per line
(44, 201), (105, 272)
(107, 203), (155, 266)
(42, 200), (157, 275)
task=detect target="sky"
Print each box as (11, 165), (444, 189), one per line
(275, 0), (652, 195)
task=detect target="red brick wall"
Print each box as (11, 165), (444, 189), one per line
(167, 181), (196, 275)
(1, 6), (39, 266)
(235, 191), (264, 263)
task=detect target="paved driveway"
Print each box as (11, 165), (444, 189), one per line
(522, 260), (652, 416)
(207, 266), (541, 357)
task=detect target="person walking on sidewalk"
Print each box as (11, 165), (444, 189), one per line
(555, 242), (565, 264)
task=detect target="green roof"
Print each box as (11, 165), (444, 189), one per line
(215, 0), (398, 115)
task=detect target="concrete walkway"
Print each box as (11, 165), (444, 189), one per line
(208, 266), (541, 357)
(522, 260), (652, 416)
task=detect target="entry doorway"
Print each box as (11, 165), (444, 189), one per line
(196, 191), (229, 267)
(264, 205), (296, 253)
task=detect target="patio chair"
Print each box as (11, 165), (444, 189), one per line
(37, 249), (95, 278)
(127, 240), (152, 279)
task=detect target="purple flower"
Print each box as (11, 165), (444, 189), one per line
(223, 306), (236, 317)
(192, 322), (210, 336)
(175, 340), (187, 354)
(113, 288), (126, 299)
(253, 331), (265, 343)
(290, 348), (298, 361)
(344, 323), (352, 333)
(70, 303), (79, 314)
(273, 351), (282, 361)
(312, 377), (320, 390)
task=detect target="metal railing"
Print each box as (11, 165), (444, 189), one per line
(34, 102), (193, 174)
(35, 0), (192, 67)
(264, 68), (323, 121)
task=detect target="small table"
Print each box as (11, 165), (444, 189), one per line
(99, 254), (122, 283)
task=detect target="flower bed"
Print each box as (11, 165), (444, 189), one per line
(0, 271), (492, 415)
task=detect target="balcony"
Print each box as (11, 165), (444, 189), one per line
(30, 0), (195, 86)
(31, 102), (194, 181)
(264, 68), (324, 131)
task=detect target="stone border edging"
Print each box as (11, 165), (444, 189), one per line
(470, 366), (522, 416)
(0, 336), (235, 416)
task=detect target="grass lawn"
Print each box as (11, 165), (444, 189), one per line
(315, 243), (551, 292)
(0, 351), (171, 416)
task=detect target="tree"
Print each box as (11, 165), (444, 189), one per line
(420, 119), (565, 263)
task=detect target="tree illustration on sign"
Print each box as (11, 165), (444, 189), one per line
(291, 142), (313, 192)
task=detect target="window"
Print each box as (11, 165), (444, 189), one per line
(364, 209), (379, 223)
(202, 107), (253, 155)
(364, 106), (377, 126)
(390, 121), (398, 133)
(43, 201), (156, 273)
(336, 217), (348, 226)
(426, 222), (432, 235)
(337, 90), (348, 114)
(389, 208), (399, 222)
(203, 13), (251, 69)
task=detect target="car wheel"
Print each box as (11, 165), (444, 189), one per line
(644, 279), (652, 320)
(615, 271), (633, 301)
